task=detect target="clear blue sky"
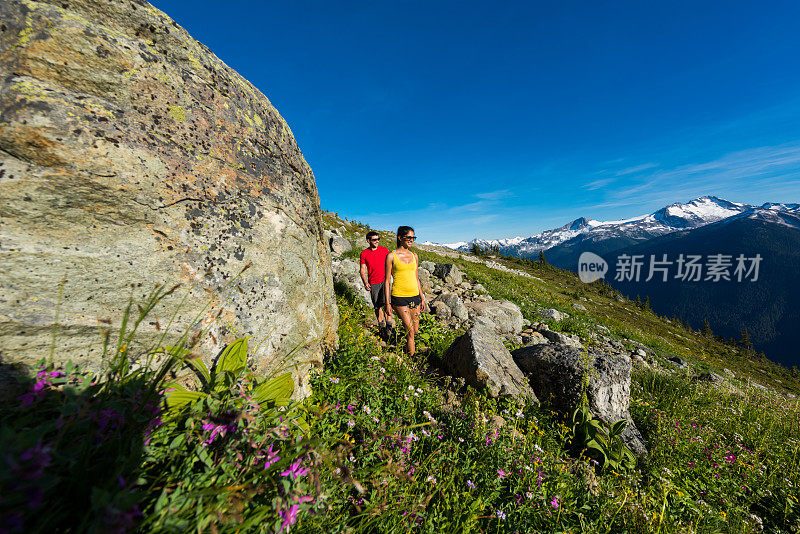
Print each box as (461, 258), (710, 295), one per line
(154, 0), (800, 243)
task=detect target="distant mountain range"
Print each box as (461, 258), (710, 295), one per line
(439, 196), (800, 367)
(442, 196), (800, 264)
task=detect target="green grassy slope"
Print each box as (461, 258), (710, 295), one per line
(324, 212), (800, 395)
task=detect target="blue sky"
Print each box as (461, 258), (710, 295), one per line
(154, 0), (800, 243)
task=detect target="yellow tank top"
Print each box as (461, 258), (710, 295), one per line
(391, 250), (419, 297)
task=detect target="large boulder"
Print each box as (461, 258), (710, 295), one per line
(444, 327), (537, 401)
(511, 344), (647, 457)
(467, 300), (524, 335)
(437, 292), (468, 322)
(0, 0), (337, 397)
(433, 263), (463, 285)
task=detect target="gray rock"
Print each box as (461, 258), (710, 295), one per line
(419, 260), (436, 273)
(438, 293), (468, 322)
(572, 303), (587, 311)
(330, 235), (353, 256)
(512, 344), (647, 458)
(0, 0), (337, 398)
(459, 281), (472, 290)
(694, 371), (725, 384)
(434, 263), (463, 284)
(668, 357), (689, 369)
(474, 283), (487, 293)
(522, 332), (549, 346)
(332, 259), (359, 277)
(418, 268), (433, 293)
(444, 327), (537, 400)
(333, 269), (372, 308)
(539, 308), (570, 322)
(466, 300), (524, 335)
(722, 368), (735, 378)
(431, 301), (452, 320)
(540, 330), (583, 348)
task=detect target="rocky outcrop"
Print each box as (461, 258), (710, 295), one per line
(332, 260), (371, 308)
(419, 261), (436, 274)
(444, 327), (536, 400)
(467, 300), (524, 336)
(433, 263), (463, 285)
(0, 0), (337, 397)
(512, 344), (647, 458)
(436, 292), (468, 322)
(329, 235), (352, 257)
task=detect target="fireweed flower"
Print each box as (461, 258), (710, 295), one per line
(278, 504), (300, 532)
(281, 458), (309, 480)
(264, 444), (281, 469)
(550, 496), (560, 509)
(497, 469), (507, 479)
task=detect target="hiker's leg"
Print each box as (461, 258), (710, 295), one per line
(411, 306), (420, 336)
(393, 305), (415, 356)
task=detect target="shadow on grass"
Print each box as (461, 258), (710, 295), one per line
(0, 357), (163, 533)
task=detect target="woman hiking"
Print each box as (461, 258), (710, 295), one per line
(384, 226), (426, 356)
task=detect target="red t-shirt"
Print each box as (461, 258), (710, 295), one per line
(360, 246), (389, 285)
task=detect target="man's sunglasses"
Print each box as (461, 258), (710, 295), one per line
(369, 238), (380, 242)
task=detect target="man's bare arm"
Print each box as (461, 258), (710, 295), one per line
(360, 263), (370, 289)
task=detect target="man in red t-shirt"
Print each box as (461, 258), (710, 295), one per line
(360, 230), (392, 337)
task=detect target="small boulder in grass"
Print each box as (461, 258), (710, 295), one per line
(443, 327), (537, 401)
(512, 343), (647, 458)
(539, 308), (569, 322)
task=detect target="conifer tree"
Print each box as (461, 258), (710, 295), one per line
(739, 327), (752, 350)
(702, 318), (713, 337)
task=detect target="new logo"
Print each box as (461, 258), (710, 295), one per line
(578, 252), (608, 283)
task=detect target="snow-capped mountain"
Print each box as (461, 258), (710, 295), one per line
(442, 196), (797, 258)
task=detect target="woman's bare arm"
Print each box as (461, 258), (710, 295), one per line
(414, 252), (425, 312)
(384, 251), (394, 316)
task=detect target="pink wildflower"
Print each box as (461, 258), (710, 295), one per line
(280, 458), (310, 480)
(278, 504), (300, 532)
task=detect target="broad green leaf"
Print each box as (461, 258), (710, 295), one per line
(185, 358), (211, 389)
(611, 419), (628, 437)
(164, 382), (207, 409)
(217, 337), (249, 377)
(253, 373), (294, 406)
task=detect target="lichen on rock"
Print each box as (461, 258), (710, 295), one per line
(0, 0), (337, 398)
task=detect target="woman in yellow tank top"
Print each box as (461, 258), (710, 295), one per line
(384, 225), (426, 356)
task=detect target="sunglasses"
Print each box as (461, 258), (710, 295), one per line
(369, 238), (380, 242)
(403, 235), (417, 241)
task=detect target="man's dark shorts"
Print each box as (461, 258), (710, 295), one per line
(370, 282), (386, 309)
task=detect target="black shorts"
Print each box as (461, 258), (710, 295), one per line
(370, 282), (386, 308)
(391, 294), (421, 309)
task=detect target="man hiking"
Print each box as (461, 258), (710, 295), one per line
(360, 230), (393, 339)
